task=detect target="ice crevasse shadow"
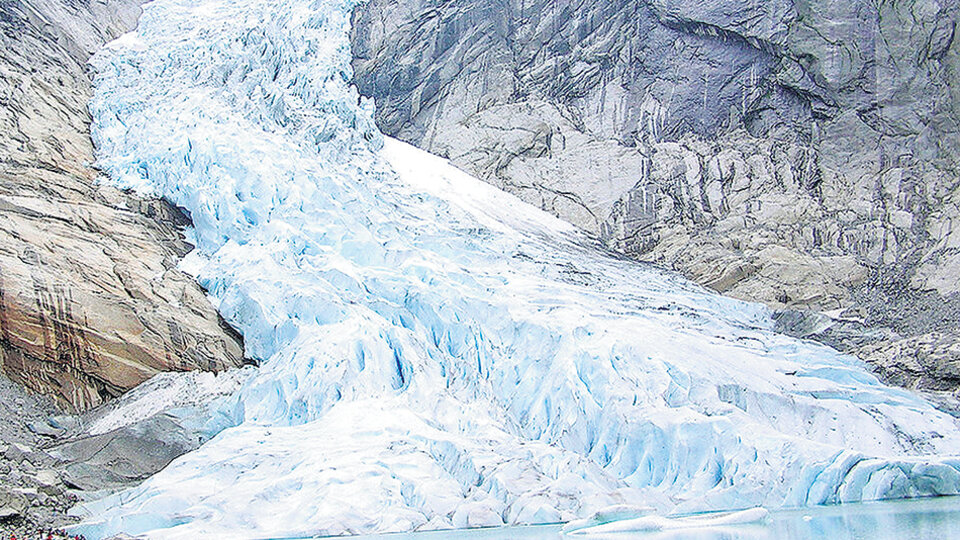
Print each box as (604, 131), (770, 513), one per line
(74, 0), (960, 538)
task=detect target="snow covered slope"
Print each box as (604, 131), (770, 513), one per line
(76, 0), (960, 538)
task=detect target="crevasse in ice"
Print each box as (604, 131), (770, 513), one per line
(77, 0), (960, 537)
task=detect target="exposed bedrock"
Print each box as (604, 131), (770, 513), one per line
(350, 0), (960, 400)
(0, 0), (245, 412)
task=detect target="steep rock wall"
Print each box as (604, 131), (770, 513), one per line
(0, 0), (245, 411)
(350, 0), (960, 400)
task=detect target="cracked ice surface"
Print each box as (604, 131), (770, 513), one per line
(77, 0), (960, 537)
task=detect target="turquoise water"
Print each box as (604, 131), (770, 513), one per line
(328, 496), (960, 540)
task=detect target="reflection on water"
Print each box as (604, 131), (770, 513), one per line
(327, 496), (960, 540)
(769, 496), (960, 540)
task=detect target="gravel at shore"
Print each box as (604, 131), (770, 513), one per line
(0, 375), (81, 537)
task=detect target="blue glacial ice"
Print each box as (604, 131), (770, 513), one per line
(75, 0), (960, 538)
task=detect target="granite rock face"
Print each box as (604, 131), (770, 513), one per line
(0, 0), (245, 412)
(351, 0), (960, 399)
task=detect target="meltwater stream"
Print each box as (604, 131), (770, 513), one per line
(77, 0), (960, 538)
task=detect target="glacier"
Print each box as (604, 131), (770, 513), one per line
(73, 0), (960, 538)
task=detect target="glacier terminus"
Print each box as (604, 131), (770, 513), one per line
(71, 0), (960, 537)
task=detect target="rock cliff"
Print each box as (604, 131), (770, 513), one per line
(350, 0), (960, 400)
(0, 0), (245, 412)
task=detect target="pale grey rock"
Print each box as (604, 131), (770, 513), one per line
(50, 413), (198, 491)
(0, 506), (22, 521)
(34, 469), (63, 497)
(12, 488), (40, 504)
(4, 443), (39, 465)
(0, 489), (28, 516)
(351, 0), (960, 397)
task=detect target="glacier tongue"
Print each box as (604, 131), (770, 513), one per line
(77, 0), (960, 538)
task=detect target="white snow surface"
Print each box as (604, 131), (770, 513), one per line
(76, 0), (960, 537)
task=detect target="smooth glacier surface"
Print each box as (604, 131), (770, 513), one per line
(76, 0), (960, 538)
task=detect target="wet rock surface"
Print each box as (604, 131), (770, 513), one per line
(0, 0), (245, 412)
(350, 0), (960, 399)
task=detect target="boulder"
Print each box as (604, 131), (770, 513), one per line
(50, 413), (201, 492)
(4, 442), (37, 464)
(0, 487), (28, 517)
(35, 469), (63, 497)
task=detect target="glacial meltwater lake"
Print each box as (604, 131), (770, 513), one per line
(320, 496), (960, 540)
